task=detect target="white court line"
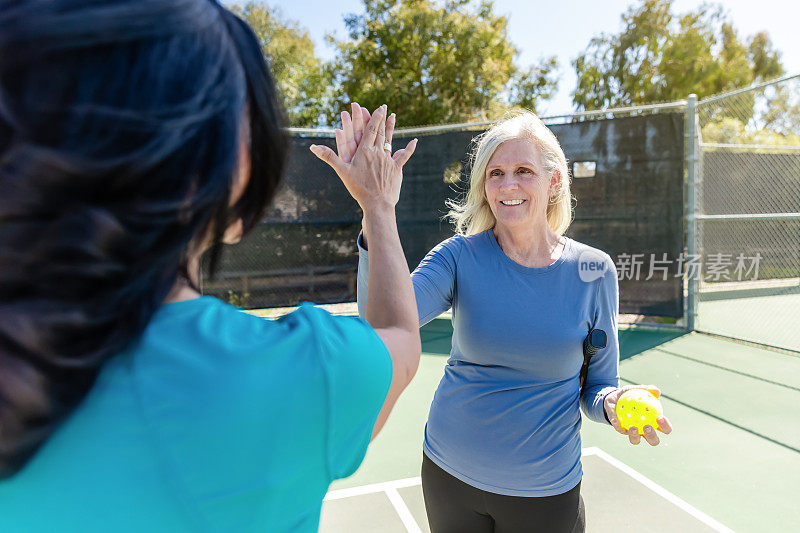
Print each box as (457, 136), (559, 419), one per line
(582, 447), (735, 533)
(385, 487), (424, 533)
(324, 476), (421, 501)
(324, 448), (735, 533)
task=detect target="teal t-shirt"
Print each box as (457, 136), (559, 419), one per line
(0, 296), (392, 532)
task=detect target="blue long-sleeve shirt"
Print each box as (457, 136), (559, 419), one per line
(357, 229), (619, 496)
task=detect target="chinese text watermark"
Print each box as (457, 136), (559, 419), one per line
(578, 251), (762, 282)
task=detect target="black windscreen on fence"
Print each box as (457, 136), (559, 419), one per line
(205, 112), (685, 317)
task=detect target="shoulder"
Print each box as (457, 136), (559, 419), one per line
(419, 232), (490, 271)
(459, 230), (492, 248)
(286, 304), (389, 358)
(566, 238), (615, 269)
(563, 239), (617, 293)
(289, 305), (393, 477)
(131, 300), (391, 507)
(567, 238), (613, 261)
(139, 299), (391, 435)
(421, 232), (467, 263)
(288, 304), (392, 386)
(434, 232), (467, 250)
(431, 230), (490, 256)
(146, 297), (389, 378)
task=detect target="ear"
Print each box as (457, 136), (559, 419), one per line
(549, 169), (562, 197)
(221, 218), (244, 245)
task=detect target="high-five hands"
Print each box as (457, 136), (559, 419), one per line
(309, 103), (417, 210)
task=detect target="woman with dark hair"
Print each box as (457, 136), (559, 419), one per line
(0, 0), (420, 531)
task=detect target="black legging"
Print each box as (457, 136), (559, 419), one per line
(421, 453), (586, 533)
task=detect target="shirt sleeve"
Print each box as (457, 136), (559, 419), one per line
(357, 232), (460, 327)
(580, 253), (620, 424)
(301, 304), (393, 480)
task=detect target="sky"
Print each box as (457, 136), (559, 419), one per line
(251, 0), (799, 115)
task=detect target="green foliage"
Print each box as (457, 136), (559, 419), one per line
(443, 160), (462, 184)
(230, 2), (333, 126)
(572, 0), (784, 110)
(761, 85), (800, 137)
(328, 0), (558, 126)
(701, 117), (800, 147)
(699, 76), (799, 147)
(225, 290), (252, 308)
(508, 57), (559, 113)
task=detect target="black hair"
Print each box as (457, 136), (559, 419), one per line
(0, 0), (287, 477)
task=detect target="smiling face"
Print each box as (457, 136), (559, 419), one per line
(483, 138), (558, 232)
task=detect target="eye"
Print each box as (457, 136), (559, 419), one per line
(517, 167), (533, 175)
(489, 169), (502, 177)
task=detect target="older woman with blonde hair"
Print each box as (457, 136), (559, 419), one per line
(347, 109), (673, 532)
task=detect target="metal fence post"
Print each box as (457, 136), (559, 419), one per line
(685, 94), (698, 332)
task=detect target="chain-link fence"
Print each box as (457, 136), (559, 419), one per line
(203, 106), (688, 317)
(688, 73), (800, 352)
(199, 75), (799, 351)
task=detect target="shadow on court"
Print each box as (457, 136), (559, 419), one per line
(418, 320), (454, 356)
(618, 327), (686, 361)
(321, 321), (800, 532)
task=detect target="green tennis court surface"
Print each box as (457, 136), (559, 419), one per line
(319, 319), (800, 532)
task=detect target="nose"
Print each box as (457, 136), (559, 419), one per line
(499, 175), (519, 191)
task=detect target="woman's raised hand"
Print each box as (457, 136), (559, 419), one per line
(309, 103), (417, 211)
(603, 385), (673, 446)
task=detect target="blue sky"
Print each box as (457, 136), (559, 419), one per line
(239, 0), (799, 116)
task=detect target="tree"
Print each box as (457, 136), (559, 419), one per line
(701, 116), (800, 147)
(761, 84), (800, 138)
(230, 2), (333, 126)
(572, 0), (784, 110)
(508, 57), (559, 112)
(329, 0), (558, 126)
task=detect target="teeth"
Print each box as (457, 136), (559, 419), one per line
(501, 200), (525, 206)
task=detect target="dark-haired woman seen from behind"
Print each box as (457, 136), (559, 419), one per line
(0, 1), (420, 531)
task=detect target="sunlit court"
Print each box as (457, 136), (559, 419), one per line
(241, 311), (799, 532)
(2, 0), (798, 532)
(229, 72), (800, 532)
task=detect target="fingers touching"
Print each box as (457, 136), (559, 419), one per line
(393, 138), (418, 167)
(313, 103), (418, 176)
(385, 112), (395, 148)
(334, 128), (348, 163)
(334, 104), (412, 162)
(331, 103), (378, 163)
(308, 144), (345, 176)
(361, 104), (386, 149)
(352, 103), (364, 145)
(341, 110), (356, 159)
(374, 105), (387, 149)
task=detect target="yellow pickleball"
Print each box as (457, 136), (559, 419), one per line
(615, 389), (663, 436)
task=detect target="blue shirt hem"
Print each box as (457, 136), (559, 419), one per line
(421, 443), (583, 498)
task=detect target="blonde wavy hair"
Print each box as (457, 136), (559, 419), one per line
(446, 111), (573, 236)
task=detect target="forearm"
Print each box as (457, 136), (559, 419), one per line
(361, 205), (418, 335)
(356, 217), (368, 319)
(581, 384), (617, 424)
